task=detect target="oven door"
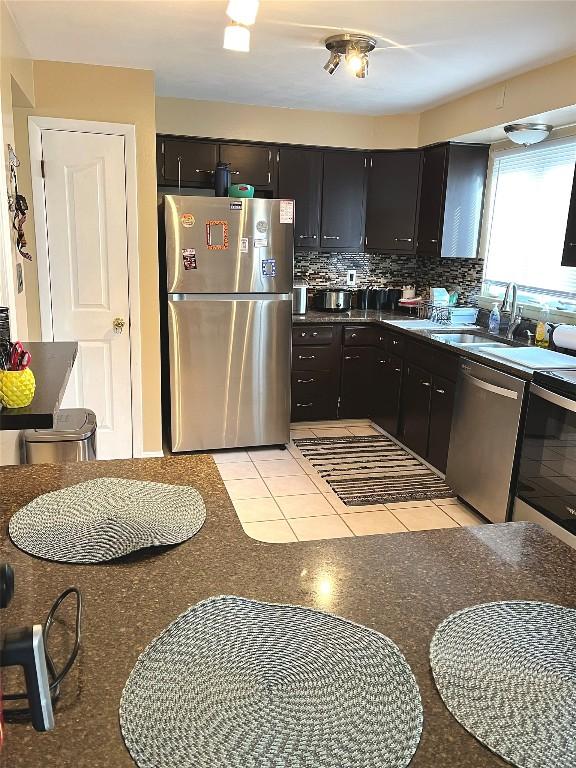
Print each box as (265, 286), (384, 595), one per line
(517, 383), (576, 534)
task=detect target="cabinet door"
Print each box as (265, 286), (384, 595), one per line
(401, 364), (432, 458)
(365, 151), (422, 253)
(417, 144), (448, 256)
(278, 147), (322, 248)
(321, 151), (367, 251)
(219, 144), (274, 188)
(427, 375), (455, 473)
(163, 139), (218, 187)
(562, 166), (576, 267)
(372, 354), (403, 436)
(340, 346), (375, 418)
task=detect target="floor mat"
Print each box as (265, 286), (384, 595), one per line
(294, 434), (456, 506)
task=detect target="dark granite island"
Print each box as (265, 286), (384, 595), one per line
(1, 455), (575, 768)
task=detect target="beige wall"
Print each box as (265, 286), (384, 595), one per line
(419, 54), (576, 146)
(156, 96), (420, 149)
(0, 0), (35, 464)
(28, 60), (162, 453)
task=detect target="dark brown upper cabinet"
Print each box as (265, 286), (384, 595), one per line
(162, 138), (218, 188)
(417, 142), (489, 259)
(278, 147), (323, 249)
(365, 150), (422, 254)
(562, 165), (576, 267)
(321, 151), (367, 252)
(219, 144), (276, 189)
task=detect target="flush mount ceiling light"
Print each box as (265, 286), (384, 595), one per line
(504, 123), (553, 147)
(324, 34), (376, 79)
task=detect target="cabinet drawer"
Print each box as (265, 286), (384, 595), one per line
(291, 397), (336, 422)
(292, 326), (335, 346)
(344, 325), (376, 346)
(291, 370), (333, 397)
(292, 346), (334, 370)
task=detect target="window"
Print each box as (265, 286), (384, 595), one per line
(482, 136), (576, 299)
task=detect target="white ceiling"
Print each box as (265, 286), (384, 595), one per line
(8, 0), (576, 115)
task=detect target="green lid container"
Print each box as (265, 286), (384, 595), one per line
(228, 183), (255, 198)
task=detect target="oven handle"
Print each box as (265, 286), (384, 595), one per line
(531, 383), (576, 413)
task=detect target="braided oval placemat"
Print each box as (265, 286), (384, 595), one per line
(430, 601), (576, 768)
(8, 477), (206, 563)
(120, 595), (423, 768)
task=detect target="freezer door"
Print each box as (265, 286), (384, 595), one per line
(168, 295), (292, 452)
(165, 196), (294, 294)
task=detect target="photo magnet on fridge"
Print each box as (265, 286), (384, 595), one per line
(182, 248), (197, 270)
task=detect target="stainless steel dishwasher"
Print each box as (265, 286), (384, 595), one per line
(445, 359), (526, 523)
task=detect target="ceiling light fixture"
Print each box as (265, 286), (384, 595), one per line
(223, 22), (251, 52)
(504, 123), (553, 147)
(324, 34), (376, 78)
(226, 0), (260, 27)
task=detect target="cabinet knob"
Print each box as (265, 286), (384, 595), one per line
(569, 243), (576, 247)
(378, 359), (386, 364)
(435, 388), (446, 394)
(351, 333), (357, 338)
(429, 239), (438, 243)
(297, 403), (314, 408)
(394, 237), (413, 243)
(394, 368), (401, 373)
(392, 339), (399, 345)
(345, 355), (361, 360)
(195, 169), (215, 174)
(297, 378), (316, 384)
(421, 381), (431, 387)
(300, 332), (306, 337)
(298, 234), (318, 239)
(312, 332), (318, 337)
(298, 355), (316, 360)
(323, 236), (340, 240)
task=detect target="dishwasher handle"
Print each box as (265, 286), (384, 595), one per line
(462, 371), (519, 400)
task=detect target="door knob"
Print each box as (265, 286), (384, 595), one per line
(112, 317), (126, 335)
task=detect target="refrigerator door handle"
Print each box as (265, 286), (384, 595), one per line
(170, 293), (293, 302)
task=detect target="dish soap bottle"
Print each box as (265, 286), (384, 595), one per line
(488, 302), (500, 334)
(535, 306), (551, 348)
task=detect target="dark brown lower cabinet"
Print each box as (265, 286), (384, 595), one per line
(401, 364), (432, 457)
(339, 346), (375, 418)
(372, 353), (403, 436)
(291, 370), (338, 422)
(427, 376), (455, 473)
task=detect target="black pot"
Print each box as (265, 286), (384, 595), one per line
(387, 289), (402, 311)
(369, 288), (389, 310)
(355, 288), (370, 310)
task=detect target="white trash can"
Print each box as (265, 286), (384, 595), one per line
(23, 408), (97, 464)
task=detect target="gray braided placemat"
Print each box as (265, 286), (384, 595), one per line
(430, 601), (576, 768)
(8, 477), (206, 563)
(120, 595), (423, 768)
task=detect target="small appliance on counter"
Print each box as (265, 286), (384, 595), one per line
(314, 288), (352, 312)
(293, 283), (308, 315)
(513, 368), (576, 549)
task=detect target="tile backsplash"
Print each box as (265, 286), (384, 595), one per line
(294, 250), (485, 306)
(294, 252), (417, 288)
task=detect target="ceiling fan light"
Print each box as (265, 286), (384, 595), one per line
(226, 0), (260, 26)
(223, 23), (250, 52)
(504, 123), (553, 147)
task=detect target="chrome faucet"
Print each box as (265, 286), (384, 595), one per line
(502, 282), (522, 340)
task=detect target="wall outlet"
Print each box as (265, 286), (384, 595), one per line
(346, 269), (357, 287)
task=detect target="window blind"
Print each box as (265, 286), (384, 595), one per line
(482, 137), (576, 296)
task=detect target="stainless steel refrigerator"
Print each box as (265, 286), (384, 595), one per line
(164, 195), (294, 452)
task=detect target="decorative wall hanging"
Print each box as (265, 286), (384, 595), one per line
(7, 144), (32, 262)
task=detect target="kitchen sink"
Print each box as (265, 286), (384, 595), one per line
(431, 332), (511, 345)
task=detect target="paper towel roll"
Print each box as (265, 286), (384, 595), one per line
(552, 324), (576, 351)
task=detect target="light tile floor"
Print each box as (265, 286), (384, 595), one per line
(213, 420), (486, 543)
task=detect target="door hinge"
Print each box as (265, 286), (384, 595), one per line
(40, 159), (45, 178)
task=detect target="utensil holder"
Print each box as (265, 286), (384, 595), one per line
(0, 368), (36, 408)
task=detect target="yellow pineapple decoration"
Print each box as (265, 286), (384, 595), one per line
(0, 368), (36, 408)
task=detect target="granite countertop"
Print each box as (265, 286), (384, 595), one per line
(293, 310), (542, 380)
(2, 455), (575, 767)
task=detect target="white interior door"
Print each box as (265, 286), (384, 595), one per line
(41, 129), (132, 459)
